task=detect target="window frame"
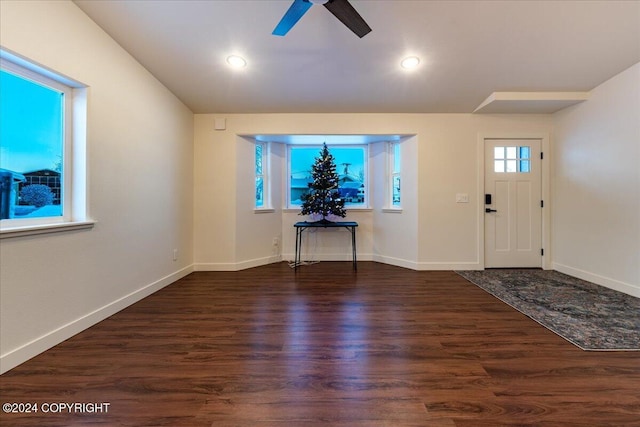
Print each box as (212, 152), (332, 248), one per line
(0, 50), (92, 238)
(286, 144), (369, 210)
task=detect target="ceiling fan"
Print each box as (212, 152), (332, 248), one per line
(273, 0), (372, 38)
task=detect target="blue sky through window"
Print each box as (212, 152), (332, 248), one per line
(291, 147), (365, 180)
(0, 69), (63, 173)
(290, 146), (366, 206)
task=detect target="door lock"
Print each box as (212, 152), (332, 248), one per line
(485, 208), (497, 213)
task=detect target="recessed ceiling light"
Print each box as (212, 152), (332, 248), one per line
(226, 55), (247, 69)
(400, 56), (420, 70)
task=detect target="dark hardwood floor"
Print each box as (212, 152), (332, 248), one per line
(1, 262), (639, 426)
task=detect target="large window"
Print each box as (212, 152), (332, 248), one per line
(289, 145), (367, 208)
(1, 51), (88, 236)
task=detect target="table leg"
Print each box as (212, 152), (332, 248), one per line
(351, 226), (357, 271)
(295, 228), (300, 271)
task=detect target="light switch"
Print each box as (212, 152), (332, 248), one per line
(456, 193), (469, 203)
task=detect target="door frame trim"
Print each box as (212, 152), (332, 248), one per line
(477, 132), (551, 270)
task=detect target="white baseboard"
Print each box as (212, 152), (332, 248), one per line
(417, 261), (482, 271)
(195, 255), (282, 271)
(194, 255), (282, 271)
(207, 253), (481, 272)
(374, 256), (481, 271)
(553, 262), (640, 298)
(236, 255), (282, 270)
(281, 252), (374, 263)
(371, 254), (419, 270)
(0, 265), (194, 375)
(193, 262), (237, 271)
(193, 255), (282, 271)
(195, 253), (372, 271)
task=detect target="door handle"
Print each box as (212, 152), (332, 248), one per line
(485, 208), (497, 213)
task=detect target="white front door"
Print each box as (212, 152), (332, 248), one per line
(484, 139), (542, 268)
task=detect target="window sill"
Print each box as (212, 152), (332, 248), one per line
(0, 220), (96, 239)
(254, 208), (275, 214)
(283, 208), (373, 213)
(382, 208), (403, 213)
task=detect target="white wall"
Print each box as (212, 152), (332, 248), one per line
(371, 137), (420, 269)
(553, 63), (640, 297)
(235, 136), (283, 269)
(0, 0), (194, 373)
(193, 116), (236, 269)
(193, 113), (553, 271)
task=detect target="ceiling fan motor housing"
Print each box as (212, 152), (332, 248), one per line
(273, 0), (371, 38)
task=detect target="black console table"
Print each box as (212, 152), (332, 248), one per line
(294, 221), (358, 271)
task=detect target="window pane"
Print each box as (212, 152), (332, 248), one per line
(393, 144), (401, 173)
(255, 144), (263, 174)
(290, 146), (366, 206)
(494, 160), (505, 173)
(290, 148), (316, 206)
(392, 175), (401, 206)
(494, 147), (505, 159)
(506, 146), (517, 159)
(519, 160), (530, 173)
(519, 146), (530, 159)
(255, 177), (264, 207)
(506, 159), (517, 172)
(0, 70), (63, 219)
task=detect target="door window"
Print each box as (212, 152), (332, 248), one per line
(493, 146), (530, 173)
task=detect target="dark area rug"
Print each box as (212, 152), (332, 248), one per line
(456, 269), (640, 351)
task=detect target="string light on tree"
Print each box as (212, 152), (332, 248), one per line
(300, 143), (347, 223)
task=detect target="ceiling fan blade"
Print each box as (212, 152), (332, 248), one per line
(272, 0), (313, 36)
(323, 0), (371, 38)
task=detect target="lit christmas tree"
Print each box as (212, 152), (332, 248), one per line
(300, 143), (347, 223)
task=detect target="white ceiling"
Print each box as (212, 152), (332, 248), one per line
(73, 0), (640, 114)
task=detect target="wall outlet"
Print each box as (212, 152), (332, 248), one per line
(272, 237), (279, 247)
(173, 249), (178, 261)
